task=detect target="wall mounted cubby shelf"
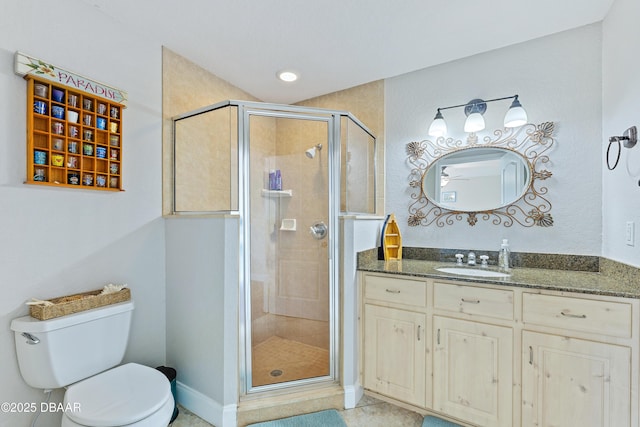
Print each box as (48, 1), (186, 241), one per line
(25, 76), (123, 191)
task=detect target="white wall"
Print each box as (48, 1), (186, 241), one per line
(165, 216), (239, 427)
(602, 0), (640, 267)
(340, 216), (384, 408)
(385, 24), (603, 255)
(0, 2), (165, 426)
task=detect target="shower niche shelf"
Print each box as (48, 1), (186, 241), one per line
(280, 218), (296, 231)
(261, 189), (292, 198)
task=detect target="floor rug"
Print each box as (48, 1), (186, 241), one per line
(422, 415), (463, 427)
(247, 409), (346, 427)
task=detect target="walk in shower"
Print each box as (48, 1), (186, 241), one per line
(172, 101), (376, 396)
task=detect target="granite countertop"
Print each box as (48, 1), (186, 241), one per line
(358, 257), (640, 299)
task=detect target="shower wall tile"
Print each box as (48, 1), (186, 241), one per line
(251, 280), (267, 319)
(274, 315), (329, 350)
(272, 118), (330, 323)
(249, 115), (277, 296)
(278, 259), (320, 299)
(174, 110), (235, 211)
(252, 313), (330, 350)
(252, 314), (275, 346)
(296, 80), (385, 216)
(162, 47), (259, 215)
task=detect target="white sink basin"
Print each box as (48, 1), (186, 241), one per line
(435, 267), (510, 278)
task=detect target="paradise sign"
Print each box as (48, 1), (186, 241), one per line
(14, 51), (128, 106)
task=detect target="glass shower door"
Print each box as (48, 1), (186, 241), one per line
(245, 110), (335, 391)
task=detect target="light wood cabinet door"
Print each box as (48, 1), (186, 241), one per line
(363, 304), (426, 407)
(433, 316), (513, 427)
(522, 331), (631, 427)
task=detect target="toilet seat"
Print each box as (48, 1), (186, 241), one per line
(62, 363), (173, 427)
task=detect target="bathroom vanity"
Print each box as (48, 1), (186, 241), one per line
(358, 257), (640, 427)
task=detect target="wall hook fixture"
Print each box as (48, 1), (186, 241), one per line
(607, 126), (637, 170)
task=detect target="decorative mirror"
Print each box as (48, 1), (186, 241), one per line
(406, 122), (555, 227)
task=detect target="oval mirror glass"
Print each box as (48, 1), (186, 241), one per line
(422, 147), (531, 212)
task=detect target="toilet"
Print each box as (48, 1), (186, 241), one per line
(11, 301), (174, 426)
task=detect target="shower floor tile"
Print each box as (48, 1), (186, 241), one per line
(252, 336), (329, 387)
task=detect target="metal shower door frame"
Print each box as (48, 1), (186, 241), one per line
(237, 102), (342, 396)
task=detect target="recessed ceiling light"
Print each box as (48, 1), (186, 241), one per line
(277, 70), (298, 82)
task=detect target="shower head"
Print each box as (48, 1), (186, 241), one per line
(305, 144), (323, 159)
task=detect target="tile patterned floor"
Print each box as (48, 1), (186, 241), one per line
(341, 395), (424, 427)
(171, 395), (425, 427)
(251, 336), (329, 387)
(171, 407), (215, 427)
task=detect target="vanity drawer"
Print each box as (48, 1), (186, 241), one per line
(434, 282), (514, 320)
(364, 275), (427, 307)
(522, 293), (632, 338)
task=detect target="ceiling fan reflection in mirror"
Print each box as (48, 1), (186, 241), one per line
(440, 166), (469, 187)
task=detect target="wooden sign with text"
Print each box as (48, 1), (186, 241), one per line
(14, 51), (128, 106)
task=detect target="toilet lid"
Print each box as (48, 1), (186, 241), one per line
(64, 363), (172, 427)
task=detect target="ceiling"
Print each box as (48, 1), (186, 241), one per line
(79, 0), (613, 104)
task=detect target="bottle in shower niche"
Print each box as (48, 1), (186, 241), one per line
(268, 170), (276, 190)
(275, 169), (282, 191)
(498, 239), (511, 272)
(268, 169), (282, 191)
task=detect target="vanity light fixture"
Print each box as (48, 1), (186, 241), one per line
(428, 109), (447, 137)
(463, 99), (486, 133)
(503, 96), (528, 127)
(428, 94), (528, 137)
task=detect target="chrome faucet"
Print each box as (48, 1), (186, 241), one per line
(467, 252), (476, 266)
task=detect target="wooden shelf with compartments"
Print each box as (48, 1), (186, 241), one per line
(25, 76), (123, 191)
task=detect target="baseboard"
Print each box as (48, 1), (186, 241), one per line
(343, 382), (364, 409)
(176, 381), (237, 427)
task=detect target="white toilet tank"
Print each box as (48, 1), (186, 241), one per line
(11, 301), (134, 389)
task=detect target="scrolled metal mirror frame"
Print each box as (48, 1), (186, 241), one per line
(406, 122), (555, 227)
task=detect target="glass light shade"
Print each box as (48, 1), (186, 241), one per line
(277, 71), (298, 82)
(464, 112), (485, 132)
(428, 117), (447, 137)
(504, 105), (528, 127)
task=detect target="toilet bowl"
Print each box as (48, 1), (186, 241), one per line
(61, 363), (174, 427)
(11, 301), (174, 427)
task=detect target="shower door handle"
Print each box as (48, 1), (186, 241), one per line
(309, 222), (328, 240)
